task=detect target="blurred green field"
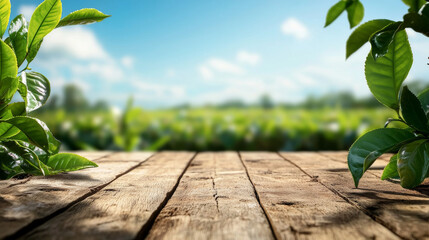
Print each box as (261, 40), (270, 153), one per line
(33, 107), (395, 152)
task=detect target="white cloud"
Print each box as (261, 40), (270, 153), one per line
(281, 18), (309, 40)
(130, 78), (186, 99)
(121, 56), (134, 69)
(193, 76), (305, 105)
(70, 61), (124, 82)
(41, 26), (108, 60)
(207, 58), (244, 75)
(199, 66), (214, 80)
(198, 57), (245, 80)
(236, 51), (260, 65)
(18, 5), (36, 21)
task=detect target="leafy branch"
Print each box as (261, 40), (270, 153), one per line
(325, 0), (429, 189)
(0, 0), (110, 179)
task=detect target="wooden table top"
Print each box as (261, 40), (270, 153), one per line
(0, 151), (428, 240)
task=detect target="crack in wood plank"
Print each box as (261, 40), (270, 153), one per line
(0, 152), (153, 239)
(145, 152), (274, 240)
(16, 152), (195, 240)
(238, 152), (281, 240)
(241, 151), (400, 240)
(280, 152), (429, 240)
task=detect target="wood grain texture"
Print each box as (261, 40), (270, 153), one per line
(281, 152), (429, 240)
(240, 152), (400, 240)
(146, 152), (274, 240)
(0, 152), (152, 239)
(21, 151), (195, 240)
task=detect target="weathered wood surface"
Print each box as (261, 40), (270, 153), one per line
(146, 152), (274, 240)
(21, 152), (195, 240)
(0, 152), (152, 239)
(0, 151), (428, 240)
(240, 152), (399, 240)
(282, 152), (429, 240)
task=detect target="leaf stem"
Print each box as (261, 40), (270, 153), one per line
(384, 118), (406, 128)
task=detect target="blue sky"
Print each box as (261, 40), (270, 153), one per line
(11, 0), (429, 108)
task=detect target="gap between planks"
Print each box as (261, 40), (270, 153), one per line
(145, 152), (276, 240)
(240, 152), (400, 240)
(0, 151), (153, 239)
(281, 152), (429, 240)
(2, 151), (428, 240)
(19, 152), (196, 240)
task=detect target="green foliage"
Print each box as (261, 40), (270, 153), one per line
(325, 0), (364, 28)
(34, 106), (395, 152)
(326, 1), (429, 188)
(8, 15), (28, 66)
(381, 154), (400, 180)
(397, 140), (429, 188)
(365, 30), (412, 110)
(45, 153), (98, 172)
(19, 72), (51, 112)
(0, 0), (109, 179)
(346, 19), (393, 58)
(27, 0), (62, 63)
(348, 128), (415, 187)
(0, 0), (11, 37)
(56, 9), (111, 28)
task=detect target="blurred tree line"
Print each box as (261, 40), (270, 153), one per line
(42, 84), (110, 113)
(41, 79), (429, 112)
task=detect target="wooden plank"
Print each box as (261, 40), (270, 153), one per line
(146, 152), (274, 240)
(281, 152), (429, 240)
(240, 152), (400, 240)
(0, 151), (153, 239)
(21, 151), (195, 240)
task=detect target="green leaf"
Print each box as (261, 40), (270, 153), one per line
(0, 39), (18, 80)
(0, 39), (18, 108)
(346, 19), (393, 59)
(422, 3), (429, 17)
(19, 72), (51, 112)
(365, 30), (413, 110)
(8, 14), (28, 67)
(400, 86), (429, 133)
(381, 154), (400, 180)
(398, 139), (429, 189)
(348, 128), (416, 187)
(403, 12), (429, 37)
(325, 1), (348, 27)
(0, 0), (11, 37)
(417, 88), (429, 114)
(7, 102), (26, 116)
(4, 37), (12, 48)
(0, 77), (18, 108)
(0, 102), (26, 139)
(369, 22), (403, 60)
(45, 153), (97, 172)
(0, 145), (24, 179)
(401, 0), (427, 12)
(27, 0), (62, 59)
(26, 39), (43, 64)
(1, 140), (47, 176)
(56, 8), (110, 28)
(346, 0), (364, 28)
(0, 116), (60, 154)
